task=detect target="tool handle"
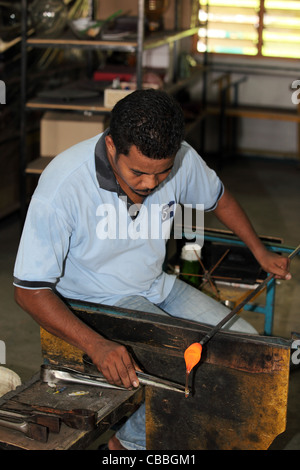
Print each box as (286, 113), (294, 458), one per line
(0, 416), (28, 433)
(0, 416), (48, 442)
(200, 243), (300, 347)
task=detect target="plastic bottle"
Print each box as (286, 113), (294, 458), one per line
(180, 243), (201, 287)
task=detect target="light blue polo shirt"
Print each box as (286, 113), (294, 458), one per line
(13, 130), (223, 305)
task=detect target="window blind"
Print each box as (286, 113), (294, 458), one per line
(198, 0), (260, 55)
(197, 0), (300, 59)
(262, 0), (300, 58)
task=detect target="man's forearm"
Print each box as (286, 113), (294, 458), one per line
(213, 188), (291, 279)
(14, 286), (104, 358)
(213, 188), (267, 260)
(14, 286), (139, 388)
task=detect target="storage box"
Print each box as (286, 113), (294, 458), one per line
(40, 112), (108, 157)
(104, 81), (160, 108)
(104, 84), (135, 109)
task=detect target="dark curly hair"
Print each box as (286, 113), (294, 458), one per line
(109, 88), (185, 159)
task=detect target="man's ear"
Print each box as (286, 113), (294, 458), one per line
(105, 135), (116, 156)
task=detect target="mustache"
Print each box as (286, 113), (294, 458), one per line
(134, 187), (158, 194)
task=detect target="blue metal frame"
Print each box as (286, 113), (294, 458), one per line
(202, 234), (296, 336)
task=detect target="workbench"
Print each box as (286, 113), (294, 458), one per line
(0, 298), (292, 450)
(0, 372), (143, 450)
(39, 300), (291, 450)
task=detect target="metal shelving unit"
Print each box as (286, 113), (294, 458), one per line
(19, 0), (199, 221)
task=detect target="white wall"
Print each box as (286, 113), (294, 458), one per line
(190, 56), (300, 158)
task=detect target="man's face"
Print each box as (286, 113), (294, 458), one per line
(105, 135), (175, 197)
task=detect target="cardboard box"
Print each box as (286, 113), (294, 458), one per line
(104, 85), (135, 109)
(104, 82), (160, 108)
(40, 112), (108, 157)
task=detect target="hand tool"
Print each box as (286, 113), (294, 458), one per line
(136, 371), (186, 394)
(41, 364), (128, 391)
(0, 414), (48, 442)
(82, 354), (187, 394)
(4, 399), (97, 431)
(184, 243), (300, 396)
(0, 408), (60, 433)
(41, 363), (187, 395)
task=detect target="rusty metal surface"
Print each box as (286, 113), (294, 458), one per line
(145, 361), (289, 450)
(39, 299), (291, 450)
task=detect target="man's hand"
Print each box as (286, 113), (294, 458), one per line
(255, 249), (291, 280)
(90, 338), (140, 390)
(213, 189), (292, 281)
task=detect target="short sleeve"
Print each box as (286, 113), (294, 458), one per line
(177, 143), (224, 211)
(13, 197), (72, 289)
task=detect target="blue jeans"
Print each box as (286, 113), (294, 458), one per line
(113, 278), (258, 450)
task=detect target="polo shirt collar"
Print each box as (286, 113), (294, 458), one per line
(95, 129), (141, 217)
(95, 128), (119, 192)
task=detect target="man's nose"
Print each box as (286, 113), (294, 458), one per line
(143, 174), (159, 189)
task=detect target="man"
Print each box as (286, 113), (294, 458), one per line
(14, 89), (290, 450)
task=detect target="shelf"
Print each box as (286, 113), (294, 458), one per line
(26, 99), (111, 113)
(25, 157), (54, 175)
(26, 28), (199, 51)
(27, 32), (137, 52)
(26, 64), (204, 114)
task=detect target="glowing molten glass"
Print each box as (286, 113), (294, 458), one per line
(184, 343), (202, 373)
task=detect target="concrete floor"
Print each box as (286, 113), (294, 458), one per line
(0, 155), (299, 449)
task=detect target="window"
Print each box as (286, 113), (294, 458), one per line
(263, 1), (300, 58)
(197, 0), (300, 59)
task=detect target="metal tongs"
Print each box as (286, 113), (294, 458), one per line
(40, 364), (187, 395)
